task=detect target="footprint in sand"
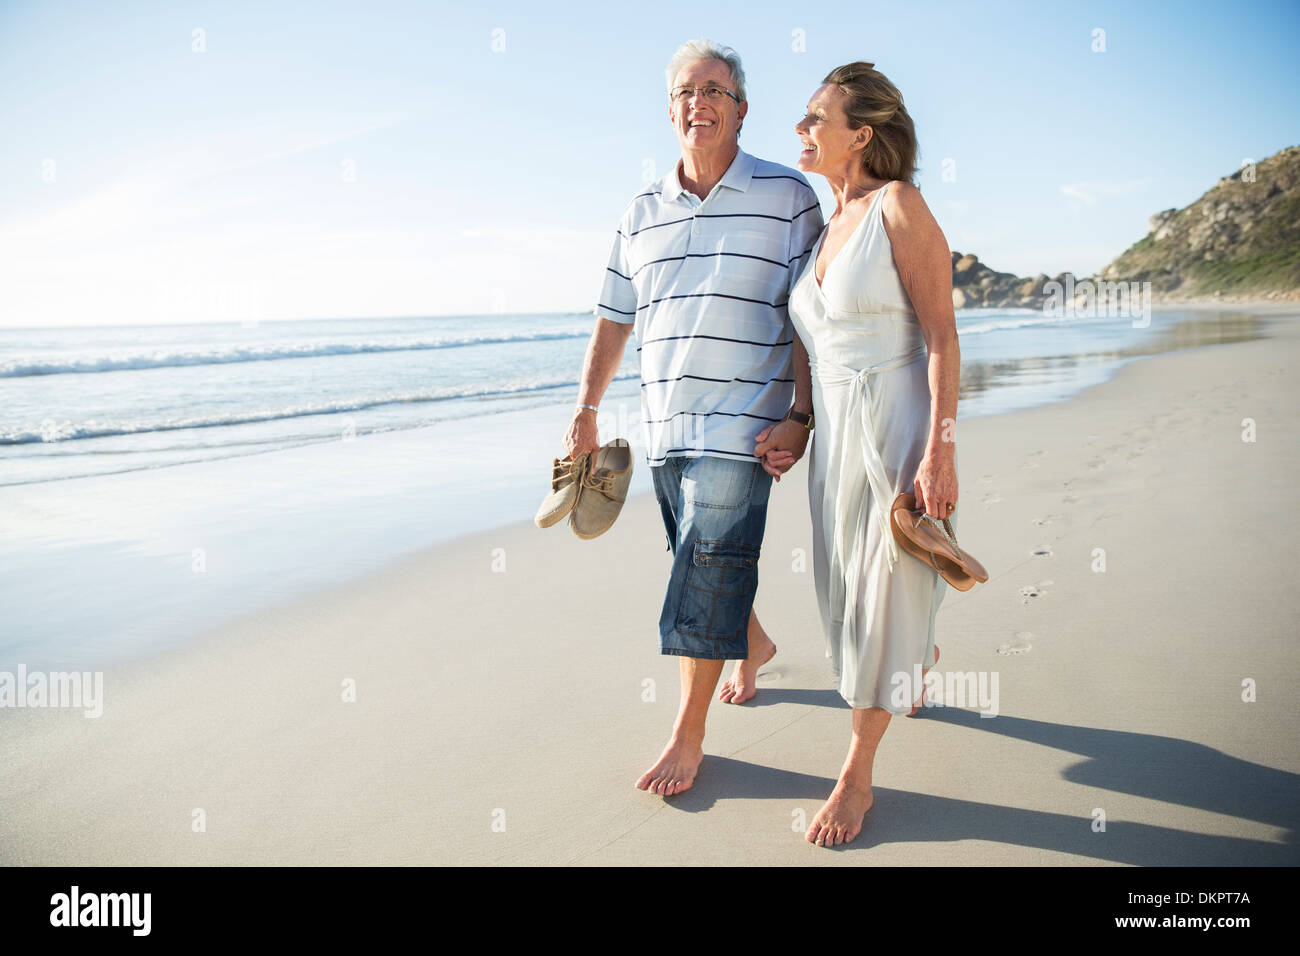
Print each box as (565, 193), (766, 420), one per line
(983, 493), (1003, 506)
(1086, 458), (1106, 471)
(1018, 579), (1055, 604)
(1031, 514), (1060, 527)
(977, 474), (996, 485)
(1062, 494), (1079, 504)
(1032, 544), (1053, 557)
(997, 632), (1033, 655)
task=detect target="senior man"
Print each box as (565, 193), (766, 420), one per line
(564, 38), (824, 795)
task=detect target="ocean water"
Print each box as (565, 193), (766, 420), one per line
(0, 308), (1265, 487)
(0, 307), (1269, 670)
(0, 314), (641, 485)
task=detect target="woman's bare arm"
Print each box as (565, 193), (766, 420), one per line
(881, 181), (962, 517)
(881, 181), (961, 460)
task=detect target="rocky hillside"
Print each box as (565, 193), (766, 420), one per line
(949, 143), (1300, 308)
(948, 252), (1070, 310)
(1100, 144), (1300, 298)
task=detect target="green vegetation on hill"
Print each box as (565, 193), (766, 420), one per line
(1101, 145), (1300, 297)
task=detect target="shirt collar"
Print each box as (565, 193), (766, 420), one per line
(661, 147), (755, 205)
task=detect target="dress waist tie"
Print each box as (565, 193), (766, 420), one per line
(810, 342), (928, 643)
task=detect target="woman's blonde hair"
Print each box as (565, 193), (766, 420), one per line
(822, 62), (917, 183)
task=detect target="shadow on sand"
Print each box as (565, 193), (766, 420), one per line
(661, 706), (1299, 864)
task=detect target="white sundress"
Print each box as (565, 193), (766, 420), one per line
(788, 180), (953, 712)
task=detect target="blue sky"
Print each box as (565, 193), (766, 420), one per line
(1, 0), (1297, 326)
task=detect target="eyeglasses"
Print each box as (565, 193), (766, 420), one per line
(670, 85), (741, 105)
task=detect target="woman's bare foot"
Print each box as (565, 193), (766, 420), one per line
(718, 631), (776, 704)
(635, 736), (704, 796)
(806, 775), (874, 847)
(907, 644), (940, 717)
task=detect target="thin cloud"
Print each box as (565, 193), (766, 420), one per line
(186, 111), (411, 186)
(0, 112), (411, 244)
(1059, 178), (1155, 207)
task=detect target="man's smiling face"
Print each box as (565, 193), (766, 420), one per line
(668, 58), (747, 154)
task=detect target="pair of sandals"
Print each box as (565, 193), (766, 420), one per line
(890, 492), (988, 591)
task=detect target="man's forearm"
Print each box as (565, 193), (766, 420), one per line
(577, 316), (634, 409)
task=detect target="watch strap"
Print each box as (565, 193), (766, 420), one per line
(785, 408), (813, 430)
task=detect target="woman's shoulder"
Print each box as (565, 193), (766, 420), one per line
(879, 180), (933, 236)
(881, 179), (923, 209)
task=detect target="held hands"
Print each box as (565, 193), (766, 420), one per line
(911, 451), (959, 520)
(753, 419), (810, 482)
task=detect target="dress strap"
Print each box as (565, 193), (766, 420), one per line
(871, 181), (893, 222)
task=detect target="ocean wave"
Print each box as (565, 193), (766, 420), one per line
(0, 374), (640, 445)
(956, 311), (1104, 336)
(0, 328), (594, 378)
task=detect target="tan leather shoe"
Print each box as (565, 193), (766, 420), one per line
(534, 452), (589, 529)
(569, 439), (633, 540)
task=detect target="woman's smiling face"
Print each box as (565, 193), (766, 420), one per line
(795, 83), (869, 174)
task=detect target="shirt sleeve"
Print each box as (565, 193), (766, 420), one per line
(787, 185), (825, 299)
(594, 228), (637, 325)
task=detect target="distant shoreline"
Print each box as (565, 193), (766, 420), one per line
(4, 297), (1299, 332)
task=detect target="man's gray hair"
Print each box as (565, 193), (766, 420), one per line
(664, 37), (747, 102)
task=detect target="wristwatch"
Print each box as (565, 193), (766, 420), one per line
(784, 408), (814, 430)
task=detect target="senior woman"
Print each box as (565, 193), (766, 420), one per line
(755, 61), (962, 847)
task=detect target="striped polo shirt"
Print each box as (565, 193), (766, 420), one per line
(596, 148), (824, 467)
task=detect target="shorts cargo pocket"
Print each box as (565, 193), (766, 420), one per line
(675, 539), (760, 641)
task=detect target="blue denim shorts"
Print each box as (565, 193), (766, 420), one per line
(650, 454), (774, 660)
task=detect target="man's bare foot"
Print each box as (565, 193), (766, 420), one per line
(806, 776), (874, 847)
(635, 736), (704, 796)
(718, 632), (777, 704)
(907, 644), (940, 717)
